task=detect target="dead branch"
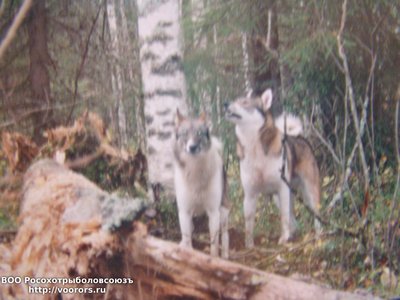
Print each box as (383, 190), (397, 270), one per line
(65, 5), (102, 125)
(0, 99), (90, 130)
(1, 159), (380, 300)
(310, 122), (341, 165)
(0, 0), (6, 19)
(386, 86), (400, 267)
(1, 131), (38, 173)
(127, 223), (377, 300)
(336, 0), (370, 195)
(65, 147), (104, 169)
(1, 111), (147, 197)
(0, 0), (33, 61)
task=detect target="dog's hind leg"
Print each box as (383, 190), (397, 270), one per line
(299, 170), (322, 234)
(303, 179), (322, 233)
(278, 186), (296, 244)
(208, 209), (220, 256)
(220, 206), (229, 259)
(244, 193), (257, 248)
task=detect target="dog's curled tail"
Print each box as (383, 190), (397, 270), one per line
(275, 113), (303, 136)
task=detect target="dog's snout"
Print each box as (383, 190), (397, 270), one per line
(223, 102), (229, 110)
(188, 144), (199, 154)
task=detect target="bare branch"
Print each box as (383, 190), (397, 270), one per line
(336, 0), (370, 194)
(254, 35), (279, 59)
(386, 87), (400, 256)
(0, 0), (7, 19)
(0, 99), (90, 130)
(310, 123), (341, 166)
(321, 33), (345, 73)
(266, 9), (272, 49)
(65, 5), (102, 125)
(327, 142), (358, 211)
(0, 0), (33, 61)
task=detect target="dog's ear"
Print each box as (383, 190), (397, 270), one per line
(261, 89), (273, 111)
(246, 89), (253, 98)
(198, 111), (207, 123)
(175, 108), (185, 125)
(199, 112), (213, 131)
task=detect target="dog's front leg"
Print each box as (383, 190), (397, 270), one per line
(178, 210), (193, 248)
(220, 206), (229, 259)
(278, 186), (296, 244)
(208, 209), (220, 256)
(244, 193), (257, 248)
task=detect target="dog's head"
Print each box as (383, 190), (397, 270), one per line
(225, 89), (303, 136)
(174, 109), (211, 155)
(224, 89), (274, 128)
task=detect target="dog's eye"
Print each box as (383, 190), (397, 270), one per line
(197, 129), (208, 136)
(177, 130), (188, 138)
(197, 129), (209, 139)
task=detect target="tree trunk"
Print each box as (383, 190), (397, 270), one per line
(137, 0), (188, 197)
(213, 23), (222, 124)
(4, 159), (380, 300)
(249, 0), (280, 95)
(126, 224), (379, 300)
(190, 0), (212, 117)
(242, 32), (251, 94)
(124, 0), (146, 150)
(107, 0), (128, 148)
(27, 0), (53, 142)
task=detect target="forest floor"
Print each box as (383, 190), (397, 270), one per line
(0, 168), (398, 299)
(154, 208), (391, 298)
(0, 114), (398, 299)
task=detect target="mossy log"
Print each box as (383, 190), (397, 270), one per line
(1, 159), (380, 300)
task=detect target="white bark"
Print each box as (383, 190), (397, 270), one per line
(337, 0), (370, 192)
(107, 0), (128, 148)
(213, 23), (222, 124)
(137, 0), (188, 194)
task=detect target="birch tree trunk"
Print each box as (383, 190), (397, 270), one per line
(137, 0), (188, 196)
(107, 0), (128, 148)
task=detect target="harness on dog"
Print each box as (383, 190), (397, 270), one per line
(278, 100), (360, 238)
(280, 111), (294, 191)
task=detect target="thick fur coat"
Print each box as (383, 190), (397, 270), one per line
(173, 110), (229, 258)
(226, 89), (320, 247)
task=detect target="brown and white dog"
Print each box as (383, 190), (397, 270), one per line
(173, 110), (229, 258)
(225, 89), (320, 247)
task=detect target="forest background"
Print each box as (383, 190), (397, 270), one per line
(0, 0), (399, 297)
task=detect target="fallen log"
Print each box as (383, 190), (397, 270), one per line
(1, 159), (380, 300)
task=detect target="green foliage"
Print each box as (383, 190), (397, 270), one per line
(180, 1), (400, 296)
(0, 0), (399, 296)
(0, 210), (14, 230)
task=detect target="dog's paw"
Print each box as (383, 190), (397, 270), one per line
(278, 233), (291, 245)
(179, 240), (192, 249)
(221, 250), (229, 259)
(245, 238), (254, 249)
